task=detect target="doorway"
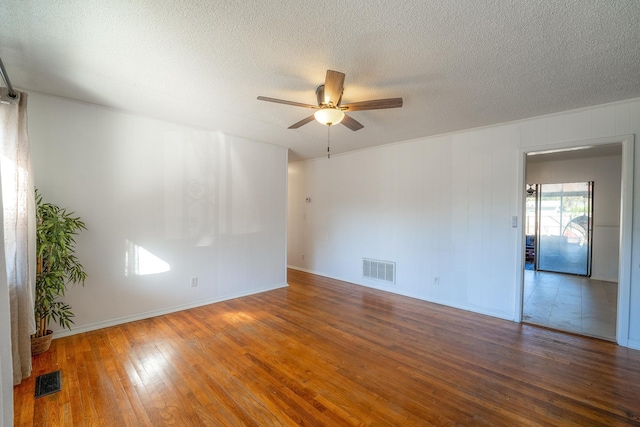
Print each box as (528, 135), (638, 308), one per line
(521, 144), (622, 341)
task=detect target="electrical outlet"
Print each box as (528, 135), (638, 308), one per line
(434, 276), (439, 285)
(191, 277), (198, 287)
(301, 253), (305, 260)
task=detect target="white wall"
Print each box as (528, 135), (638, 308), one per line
(28, 93), (288, 335)
(289, 126), (521, 320)
(527, 152), (622, 281)
(288, 98), (640, 349)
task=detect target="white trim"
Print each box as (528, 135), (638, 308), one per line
(518, 134), (634, 348)
(617, 135), (634, 347)
(628, 339), (640, 351)
(52, 282), (288, 339)
(284, 149), (289, 285)
(513, 150), (527, 323)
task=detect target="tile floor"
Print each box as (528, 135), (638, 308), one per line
(522, 270), (618, 341)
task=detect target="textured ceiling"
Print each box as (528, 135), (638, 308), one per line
(1, 1), (639, 161)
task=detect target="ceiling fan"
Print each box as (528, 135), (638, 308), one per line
(257, 70), (403, 131)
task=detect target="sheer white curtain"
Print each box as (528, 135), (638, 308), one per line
(0, 88), (36, 385)
(0, 208), (12, 427)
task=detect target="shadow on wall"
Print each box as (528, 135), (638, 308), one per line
(163, 130), (263, 246)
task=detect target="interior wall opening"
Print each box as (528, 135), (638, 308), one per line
(521, 144), (622, 341)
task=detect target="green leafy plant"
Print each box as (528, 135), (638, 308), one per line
(34, 189), (87, 337)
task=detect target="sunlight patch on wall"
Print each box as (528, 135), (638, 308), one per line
(125, 240), (171, 276)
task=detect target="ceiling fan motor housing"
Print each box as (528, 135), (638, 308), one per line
(316, 84), (342, 107)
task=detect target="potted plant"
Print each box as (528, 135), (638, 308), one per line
(31, 189), (87, 355)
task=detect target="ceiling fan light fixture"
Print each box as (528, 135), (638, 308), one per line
(314, 107), (344, 126)
(258, 69), (402, 131)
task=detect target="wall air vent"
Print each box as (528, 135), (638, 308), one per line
(362, 258), (396, 284)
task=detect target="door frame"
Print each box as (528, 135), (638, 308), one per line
(515, 134), (634, 347)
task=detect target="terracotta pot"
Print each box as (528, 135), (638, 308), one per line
(31, 330), (53, 355)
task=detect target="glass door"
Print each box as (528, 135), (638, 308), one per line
(535, 182), (593, 276)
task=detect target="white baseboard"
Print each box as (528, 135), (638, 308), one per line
(52, 282), (288, 339)
(627, 338), (640, 351)
(590, 276), (618, 283)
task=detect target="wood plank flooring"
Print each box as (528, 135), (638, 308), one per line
(14, 269), (640, 426)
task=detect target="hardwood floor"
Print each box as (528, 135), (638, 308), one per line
(14, 269), (640, 426)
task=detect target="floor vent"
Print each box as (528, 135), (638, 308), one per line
(35, 370), (61, 398)
(363, 258), (395, 284)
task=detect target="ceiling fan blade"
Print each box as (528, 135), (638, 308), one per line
(341, 114), (364, 131)
(324, 70), (345, 105)
(341, 98), (403, 111)
(288, 115), (316, 129)
(257, 96), (317, 109)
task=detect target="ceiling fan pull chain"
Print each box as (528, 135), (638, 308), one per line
(327, 125), (331, 159)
